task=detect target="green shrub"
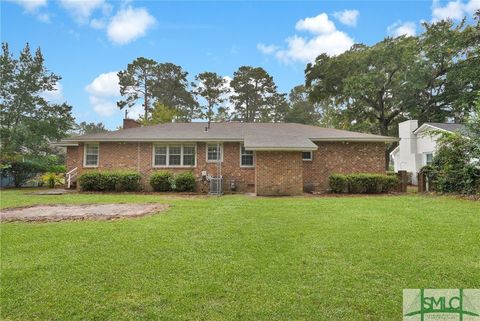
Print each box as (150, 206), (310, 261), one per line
(41, 172), (64, 188)
(115, 172), (141, 192)
(329, 174), (348, 193)
(174, 172), (196, 192)
(348, 174), (370, 193)
(48, 165), (66, 173)
(78, 171), (141, 192)
(149, 171), (173, 192)
(329, 173), (398, 194)
(1, 161), (44, 188)
(422, 132), (480, 195)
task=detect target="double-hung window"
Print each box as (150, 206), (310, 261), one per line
(153, 144), (196, 167)
(207, 143), (222, 162)
(425, 153), (433, 165)
(169, 146), (182, 166)
(183, 145), (195, 166)
(240, 144), (254, 167)
(84, 143), (99, 167)
(302, 151), (313, 161)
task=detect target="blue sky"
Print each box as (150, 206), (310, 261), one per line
(2, 0), (479, 129)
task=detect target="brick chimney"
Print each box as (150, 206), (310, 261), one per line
(123, 118), (141, 129)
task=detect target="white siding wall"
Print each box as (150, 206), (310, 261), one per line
(392, 120), (441, 185)
(395, 120), (418, 174)
(416, 132), (438, 167)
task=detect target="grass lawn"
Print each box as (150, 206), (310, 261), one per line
(1, 190), (479, 321)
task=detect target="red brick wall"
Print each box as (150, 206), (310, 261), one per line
(303, 142), (386, 191)
(66, 141), (386, 194)
(123, 119), (141, 129)
(66, 146), (80, 171)
(67, 142), (255, 193)
(255, 151), (303, 196)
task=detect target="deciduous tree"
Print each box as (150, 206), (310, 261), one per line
(75, 121), (108, 135)
(306, 37), (421, 168)
(412, 18), (480, 123)
(138, 102), (177, 125)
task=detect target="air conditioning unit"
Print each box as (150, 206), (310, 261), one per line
(209, 176), (223, 195)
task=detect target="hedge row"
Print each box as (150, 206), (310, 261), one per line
(149, 171), (195, 192)
(78, 171), (196, 192)
(329, 173), (398, 194)
(78, 171), (141, 192)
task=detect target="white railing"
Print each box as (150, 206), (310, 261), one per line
(66, 167), (78, 189)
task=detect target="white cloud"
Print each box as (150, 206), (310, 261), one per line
(7, 0), (47, 12)
(127, 104), (144, 119)
(275, 32), (354, 63)
(85, 71), (121, 117)
(37, 12), (50, 23)
(107, 6), (156, 45)
(258, 13), (354, 64)
(59, 0), (105, 24)
(86, 71), (119, 97)
(90, 18), (106, 29)
(295, 13), (336, 34)
(431, 0), (480, 21)
(88, 96), (118, 116)
(333, 9), (360, 27)
(257, 43), (279, 54)
(41, 83), (65, 103)
(387, 21), (417, 37)
(465, 0), (480, 12)
(8, 0), (50, 23)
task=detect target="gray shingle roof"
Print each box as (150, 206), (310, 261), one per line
(244, 134), (318, 150)
(59, 122), (398, 149)
(424, 123), (466, 132)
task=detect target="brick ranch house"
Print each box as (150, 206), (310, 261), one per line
(57, 119), (398, 196)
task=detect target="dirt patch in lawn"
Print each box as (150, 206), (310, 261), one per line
(0, 203), (169, 222)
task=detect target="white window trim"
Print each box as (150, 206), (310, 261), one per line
(206, 142), (223, 163)
(423, 152), (434, 166)
(302, 151), (313, 161)
(83, 143), (99, 168)
(239, 143), (255, 168)
(152, 143), (197, 168)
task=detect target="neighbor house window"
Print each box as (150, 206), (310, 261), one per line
(84, 143), (99, 167)
(240, 144), (254, 167)
(207, 143), (222, 162)
(425, 153), (433, 165)
(302, 151), (313, 161)
(153, 144), (196, 167)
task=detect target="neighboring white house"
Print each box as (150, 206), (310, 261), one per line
(391, 120), (465, 185)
